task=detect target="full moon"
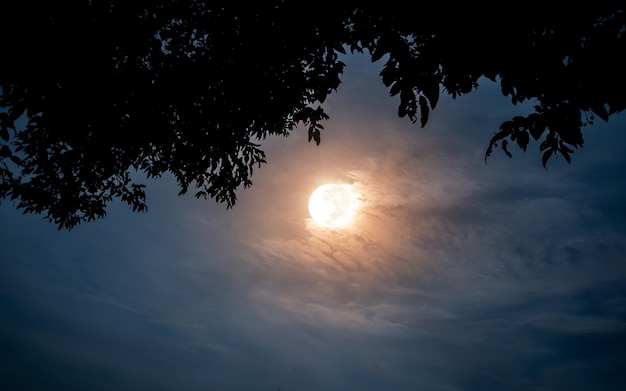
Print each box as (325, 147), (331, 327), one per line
(308, 184), (355, 228)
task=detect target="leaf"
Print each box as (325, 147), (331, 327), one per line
(485, 142), (495, 162)
(0, 145), (10, 158)
(542, 149), (554, 168)
(0, 112), (12, 133)
(590, 104), (609, 122)
(559, 140), (574, 154)
(501, 139), (512, 158)
(398, 103), (407, 118)
(335, 44), (346, 54)
(380, 60), (398, 86)
(422, 80), (440, 109)
(500, 77), (513, 97)
(558, 126), (584, 148)
(527, 114), (546, 140)
(313, 129), (321, 145)
(389, 82), (401, 97)
(514, 130), (530, 152)
(419, 95), (429, 128)
(371, 42), (387, 63)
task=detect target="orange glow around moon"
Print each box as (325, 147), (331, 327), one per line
(308, 184), (355, 228)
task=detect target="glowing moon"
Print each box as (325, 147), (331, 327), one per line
(308, 184), (355, 228)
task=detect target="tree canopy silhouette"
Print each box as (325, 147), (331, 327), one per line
(1, 1), (624, 229)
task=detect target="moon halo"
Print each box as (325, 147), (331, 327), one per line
(308, 184), (356, 228)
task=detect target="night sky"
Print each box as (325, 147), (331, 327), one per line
(2, 54), (626, 391)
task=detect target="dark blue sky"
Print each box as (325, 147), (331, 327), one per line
(2, 54), (626, 391)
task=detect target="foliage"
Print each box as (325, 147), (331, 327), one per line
(1, 1), (624, 229)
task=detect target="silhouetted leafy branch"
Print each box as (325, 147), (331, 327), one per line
(0, 1), (624, 228)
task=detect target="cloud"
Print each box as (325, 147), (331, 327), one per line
(182, 56), (626, 390)
(521, 313), (625, 334)
(3, 53), (626, 391)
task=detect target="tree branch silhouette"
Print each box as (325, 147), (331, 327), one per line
(1, 1), (624, 229)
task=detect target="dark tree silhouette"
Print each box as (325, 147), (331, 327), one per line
(1, 1), (624, 229)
